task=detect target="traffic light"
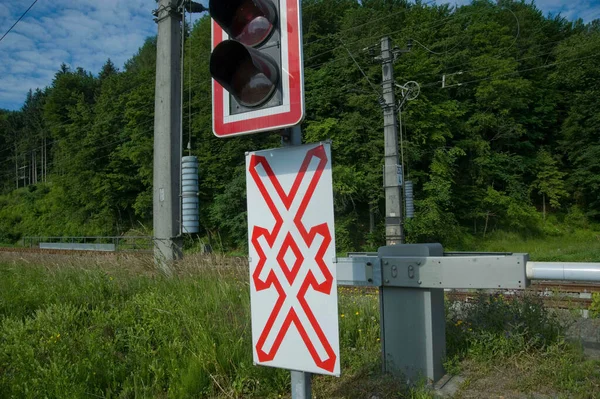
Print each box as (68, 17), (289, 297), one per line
(209, 0), (282, 111)
(209, 0), (305, 137)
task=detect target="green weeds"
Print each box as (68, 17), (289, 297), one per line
(446, 293), (563, 362)
(591, 293), (600, 318)
(446, 292), (600, 397)
(0, 263), (289, 398)
(1, 260), (599, 398)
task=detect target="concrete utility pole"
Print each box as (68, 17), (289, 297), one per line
(380, 36), (404, 245)
(153, 0), (183, 275)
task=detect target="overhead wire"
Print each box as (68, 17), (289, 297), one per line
(338, 37), (381, 97)
(404, 3), (520, 58)
(0, 0), (39, 43)
(398, 37), (566, 82)
(0, 1), (585, 183)
(0, 3), (529, 176)
(1, 0), (463, 131)
(304, 1), (476, 64)
(301, 0), (518, 88)
(5, 48), (593, 182)
(420, 52), (600, 89)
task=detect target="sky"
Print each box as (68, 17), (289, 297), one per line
(0, 0), (598, 111)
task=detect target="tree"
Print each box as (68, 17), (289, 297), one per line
(98, 59), (118, 81)
(552, 28), (600, 218)
(532, 149), (568, 220)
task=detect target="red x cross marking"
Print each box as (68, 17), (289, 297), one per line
(249, 145), (336, 372)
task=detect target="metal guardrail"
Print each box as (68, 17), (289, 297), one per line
(39, 242), (116, 251)
(22, 236), (154, 252)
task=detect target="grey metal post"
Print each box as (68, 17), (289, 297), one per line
(379, 244), (446, 383)
(379, 38), (445, 384)
(291, 370), (311, 399)
(380, 37), (404, 245)
(153, 0), (183, 275)
(281, 125), (312, 399)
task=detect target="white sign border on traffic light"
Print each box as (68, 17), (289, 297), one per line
(211, 0), (305, 137)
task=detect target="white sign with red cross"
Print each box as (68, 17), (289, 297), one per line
(211, 0), (305, 137)
(245, 143), (340, 376)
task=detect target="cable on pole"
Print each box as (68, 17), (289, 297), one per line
(338, 38), (382, 99)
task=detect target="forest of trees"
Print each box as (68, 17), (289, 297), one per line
(0, 0), (599, 251)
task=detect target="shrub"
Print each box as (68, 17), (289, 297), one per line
(590, 293), (600, 318)
(446, 292), (564, 363)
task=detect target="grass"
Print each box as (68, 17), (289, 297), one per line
(0, 255), (409, 398)
(0, 259), (279, 398)
(467, 228), (600, 262)
(1, 228), (600, 398)
(445, 292), (600, 398)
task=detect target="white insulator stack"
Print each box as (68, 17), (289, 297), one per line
(405, 180), (415, 219)
(181, 156), (200, 234)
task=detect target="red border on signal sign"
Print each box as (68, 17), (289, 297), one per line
(211, 0), (304, 137)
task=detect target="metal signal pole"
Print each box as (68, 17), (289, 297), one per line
(281, 125), (312, 399)
(152, 0), (183, 275)
(379, 36), (404, 245)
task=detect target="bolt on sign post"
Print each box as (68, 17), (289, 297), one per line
(208, 0), (305, 137)
(245, 142), (340, 376)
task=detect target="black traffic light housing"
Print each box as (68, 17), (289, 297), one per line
(209, 0), (282, 114)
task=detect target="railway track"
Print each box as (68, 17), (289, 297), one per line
(446, 281), (599, 310)
(530, 281), (600, 293)
(445, 290), (593, 309)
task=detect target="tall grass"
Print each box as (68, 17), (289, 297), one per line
(445, 292), (600, 397)
(0, 256), (397, 398)
(1, 251), (599, 398)
(0, 260), (289, 398)
(467, 228), (600, 262)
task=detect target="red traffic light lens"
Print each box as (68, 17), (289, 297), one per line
(209, 0), (277, 47)
(233, 12), (272, 47)
(210, 40), (279, 107)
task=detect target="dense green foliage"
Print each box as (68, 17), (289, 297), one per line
(1, 0), (599, 250)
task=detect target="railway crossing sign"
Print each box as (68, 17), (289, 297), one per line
(245, 142), (340, 376)
(210, 0), (305, 137)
